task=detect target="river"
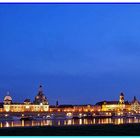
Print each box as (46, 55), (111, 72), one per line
(0, 117), (140, 128)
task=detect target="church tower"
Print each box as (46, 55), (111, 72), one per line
(119, 92), (124, 104)
(34, 85), (49, 105)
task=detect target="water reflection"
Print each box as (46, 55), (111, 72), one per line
(115, 118), (123, 125)
(5, 122), (9, 127)
(79, 119), (82, 125)
(0, 117), (140, 128)
(67, 119), (72, 125)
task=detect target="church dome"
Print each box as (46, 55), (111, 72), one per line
(4, 95), (12, 101)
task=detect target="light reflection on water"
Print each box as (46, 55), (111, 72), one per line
(1, 118), (140, 128)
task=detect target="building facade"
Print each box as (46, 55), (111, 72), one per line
(96, 92), (131, 112)
(3, 85), (49, 112)
(0, 89), (139, 115)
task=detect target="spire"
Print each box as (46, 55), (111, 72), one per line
(39, 85), (43, 92)
(134, 96), (137, 101)
(120, 92), (124, 96)
(38, 85), (44, 96)
(56, 100), (59, 107)
(119, 92), (124, 104)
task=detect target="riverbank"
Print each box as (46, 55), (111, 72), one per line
(0, 123), (140, 136)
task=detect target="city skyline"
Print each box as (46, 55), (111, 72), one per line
(1, 4), (140, 104)
(0, 85), (138, 106)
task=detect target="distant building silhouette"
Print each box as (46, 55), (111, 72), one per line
(56, 100), (59, 107)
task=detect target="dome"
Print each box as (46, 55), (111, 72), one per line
(4, 95), (12, 101)
(120, 92), (124, 96)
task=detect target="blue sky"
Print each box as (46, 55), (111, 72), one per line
(0, 4), (140, 105)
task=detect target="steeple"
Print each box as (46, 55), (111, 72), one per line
(132, 96), (139, 104)
(38, 85), (43, 96)
(56, 100), (59, 107)
(134, 96), (137, 101)
(119, 92), (124, 104)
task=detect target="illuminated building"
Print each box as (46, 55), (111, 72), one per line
(49, 104), (99, 113)
(95, 92), (130, 112)
(131, 96), (140, 113)
(3, 85), (49, 112)
(0, 88), (139, 115)
(34, 85), (48, 105)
